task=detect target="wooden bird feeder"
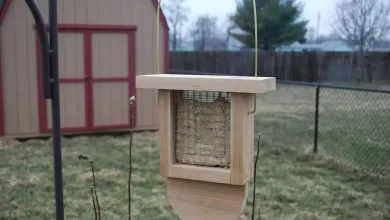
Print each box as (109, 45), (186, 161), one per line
(136, 74), (275, 220)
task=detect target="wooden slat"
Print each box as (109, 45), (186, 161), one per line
(169, 164), (231, 184)
(136, 74), (276, 94)
(158, 90), (173, 177)
(230, 93), (253, 185)
(167, 177), (248, 220)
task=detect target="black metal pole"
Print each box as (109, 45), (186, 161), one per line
(24, 0), (51, 99)
(24, 0), (64, 219)
(48, 0), (64, 219)
(313, 84), (320, 153)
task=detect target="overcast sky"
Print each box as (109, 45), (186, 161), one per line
(179, 0), (339, 37)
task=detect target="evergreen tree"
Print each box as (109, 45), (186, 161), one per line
(231, 0), (309, 50)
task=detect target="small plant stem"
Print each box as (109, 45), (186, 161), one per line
(252, 134), (261, 220)
(128, 102), (134, 220)
(90, 187), (98, 220)
(89, 160), (101, 220)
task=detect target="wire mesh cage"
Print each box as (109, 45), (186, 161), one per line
(136, 74), (275, 186)
(173, 90), (231, 168)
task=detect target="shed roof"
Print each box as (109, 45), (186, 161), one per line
(0, 0), (169, 31)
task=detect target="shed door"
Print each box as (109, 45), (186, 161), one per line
(38, 28), (136, 134)
(46, 32), (87, 132)
(90, 32), (136, 130)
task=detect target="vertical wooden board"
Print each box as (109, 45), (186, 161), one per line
(110, 34), (128, 78)
(74, 0), (87, 24)
(26, 8), (39, 134)
(62, 0), (76, 23)
(58, 33), (84, 79)
(158, 90), (173, 177)
(248, 94), (255, 180)
(86, 0), (99, 24)
(92, 34), (105, 79)
(3, 0), (41, 135)
(230, 93), (252, 185)
(136, 89), (158, 127)
(93, 82), (128, 126)
(1, 0), (18, 134)
(92, 83), (109, 126)
(120, 0), (132, 24)
(151, 90), (159, 127)
(97, 0), (110, 24)
(47, 84), (86, 129)
(92, 33), (128, 78)
(14, 1), (28, 133)
(134, 0), (167, 129)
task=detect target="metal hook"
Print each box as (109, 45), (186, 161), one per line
(248, 94), (257, 114)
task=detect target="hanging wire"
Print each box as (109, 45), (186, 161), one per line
(253, 0), (258, 78)
(156, 0), (162, 75)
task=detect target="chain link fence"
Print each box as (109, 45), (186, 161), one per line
(318, 86), (390, 178)
(170, 69), (390, 179)
(257, 81), (390, 179)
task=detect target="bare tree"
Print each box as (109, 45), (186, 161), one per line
(191, 14), (225, 51)
(164, 0), (190, 51)
(333, 0), (390, 52)
(333, 0), (390, 83)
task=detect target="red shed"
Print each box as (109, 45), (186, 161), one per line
(0, 0), (168, 138)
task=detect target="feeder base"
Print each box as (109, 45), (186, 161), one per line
(166, 177), (248, 220)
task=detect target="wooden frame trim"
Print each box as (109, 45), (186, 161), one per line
(158, 89), (240, 185)
(158, 89), (172, 177)
(36, 24), (137, 133)
(0, 39), (4, 136)
(151, 0), (170, 74)
(84, 31), (94, 129)
(136, 74), (276, 94)
(0, 0), (12, 136)
(169, 164), (231, 184)
(230, 93), (253, 185)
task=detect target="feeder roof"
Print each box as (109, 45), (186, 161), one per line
(136, 74), (275, 94)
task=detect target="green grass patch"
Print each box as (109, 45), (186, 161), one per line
(0, 83), (389, 219)
(1, 132), (389, 219)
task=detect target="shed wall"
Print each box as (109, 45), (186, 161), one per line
(0, 0), (166, 136)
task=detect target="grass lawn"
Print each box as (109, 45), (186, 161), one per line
(257, 83), (390, 178)
(0, 83), (389, 220)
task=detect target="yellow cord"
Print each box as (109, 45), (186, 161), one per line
(253, 0), (258, 78)
(157, 0), (161, 75)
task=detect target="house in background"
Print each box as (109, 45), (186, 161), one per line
(0, 0), (168, 138)
(277, 40), (354, 52)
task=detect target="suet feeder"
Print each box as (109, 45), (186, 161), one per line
(136, 74), (275, 220)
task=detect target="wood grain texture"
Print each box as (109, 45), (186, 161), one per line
(136, 74), (276, 94)
(167, 177), (248, 220)
(169, 164), (231, 184)
(158, 90), (173, 177)
(230, 93), (253, 185)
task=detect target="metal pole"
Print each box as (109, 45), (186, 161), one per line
(24, 0), (64, 219)
(313, 84), (320, 153)
(48, 0), (64, 219)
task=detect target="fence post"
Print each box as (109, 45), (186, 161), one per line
(313, 84), (320, 153)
